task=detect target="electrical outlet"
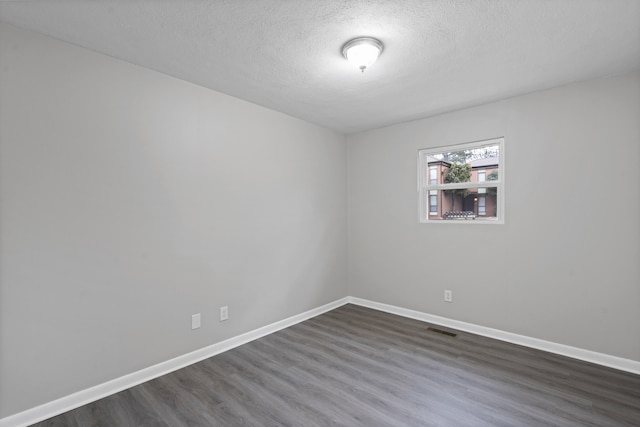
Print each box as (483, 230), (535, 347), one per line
(444, 290), (453, 303)
(191, 313), (201, 329)
(220, 305), (228, 321)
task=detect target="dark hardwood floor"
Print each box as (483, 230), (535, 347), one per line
(32, 304), (640, 426)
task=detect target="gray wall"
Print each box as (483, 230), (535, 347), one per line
(0, 23), (348, 417)
(348, 71), (640, 362)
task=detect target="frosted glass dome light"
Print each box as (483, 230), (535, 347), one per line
(342, 37), (384, 73)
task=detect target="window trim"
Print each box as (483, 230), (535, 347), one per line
(418, 137), (505, 224)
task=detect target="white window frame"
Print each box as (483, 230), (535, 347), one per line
(418, 137), (505, 224)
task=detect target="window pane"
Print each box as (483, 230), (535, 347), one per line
(429, 145), (500, 167)
(426, 145), (499, 188)
(425, 188), (498, 221)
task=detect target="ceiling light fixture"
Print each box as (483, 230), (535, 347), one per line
(342, 37), (383, 73)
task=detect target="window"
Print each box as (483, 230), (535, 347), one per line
(478, 195), (486, 215)
(418, 137), (504, 223)
(429, 166), (438, 185)
(429, 190), (438, 215)
(477, 170), (486, 194)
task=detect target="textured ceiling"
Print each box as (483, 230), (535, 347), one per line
(1, 0), (639, 134)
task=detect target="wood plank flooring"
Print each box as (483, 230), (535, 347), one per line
(31, 304), (640, 426)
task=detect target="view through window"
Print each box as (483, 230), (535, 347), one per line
(418, 138), (504, 223)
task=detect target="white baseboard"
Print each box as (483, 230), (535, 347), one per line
(0, 297), (350, 427)
(348, 296), (640, 376)
(4, 295), (639, 427)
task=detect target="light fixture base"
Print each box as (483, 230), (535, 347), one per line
(342, 37), (384, 72)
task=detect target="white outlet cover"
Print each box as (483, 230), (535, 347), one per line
(220, 306), (228, 321)
(191, 313), (201, 329)
(444, 290), (453, 303)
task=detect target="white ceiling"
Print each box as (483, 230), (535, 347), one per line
(1, 0), (639, 134)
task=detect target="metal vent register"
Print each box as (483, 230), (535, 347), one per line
(427, 327), (458, 337)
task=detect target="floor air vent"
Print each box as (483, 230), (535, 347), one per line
(427, 327), (457, 337)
